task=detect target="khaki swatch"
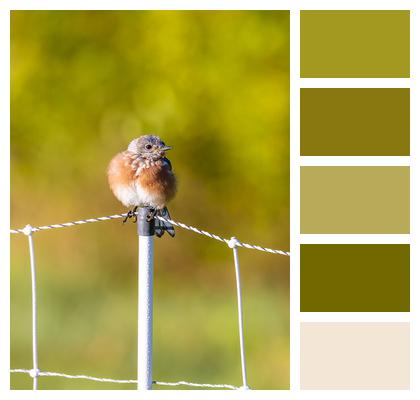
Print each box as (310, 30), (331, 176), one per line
(301, 89), (410, 156)
(300, 244), (410, 312)
(301, 322), (410, 389)
(301, 11), (410, 77)
(301, 167), (410, 234)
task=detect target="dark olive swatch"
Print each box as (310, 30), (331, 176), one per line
(301, 10), (410, 77)
(300, 89), (410, 156)
(300, 244), (410, 312)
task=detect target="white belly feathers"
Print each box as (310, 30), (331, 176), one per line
(114, 183), (161, 208)
(114, 184), (138, 207)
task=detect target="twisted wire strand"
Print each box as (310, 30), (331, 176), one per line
(10, 369), (239, 389)
(10, 212), (290, 256)
(154, 380), (239, 390)
(9, 213), (128, 234)
(156, 215), (290, 256)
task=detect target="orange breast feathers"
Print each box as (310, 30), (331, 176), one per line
(138, 161), (177, 209)
(107, 152), (177, 209)
(107, 152), (138, 207)
(107, 152), (136, 187)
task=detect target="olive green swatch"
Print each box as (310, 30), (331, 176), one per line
(300, 244), (410, 312)
(301, 10), (410, 77)
(300, 89), (410, 156)
(301, 167), (410, 233)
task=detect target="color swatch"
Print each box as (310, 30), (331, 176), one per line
(300, 322), (410, 389)
(300, 89), (410, 156)
(299, 8), (411, 392)
(300, 10), (410, 77)
(300, 166), (410, 234)
(300, 244), (410, 312)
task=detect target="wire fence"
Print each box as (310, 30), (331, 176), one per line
(10, 212), (290, 256)
(10, 211), (290, 390)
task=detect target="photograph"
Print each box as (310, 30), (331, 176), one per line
(10, 10), (290, 390)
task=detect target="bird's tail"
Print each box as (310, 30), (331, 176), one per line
(155, 207), (175, 238)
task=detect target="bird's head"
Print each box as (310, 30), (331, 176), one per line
(127, 135), (172, 160)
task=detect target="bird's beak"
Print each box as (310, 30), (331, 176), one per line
(161, 145), (172, 151)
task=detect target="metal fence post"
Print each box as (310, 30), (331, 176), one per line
(137, 207), (155, 390)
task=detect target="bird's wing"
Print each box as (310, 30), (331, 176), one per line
(162, 157), (172, 171)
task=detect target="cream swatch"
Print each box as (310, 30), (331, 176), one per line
(301, 322), (410, 389)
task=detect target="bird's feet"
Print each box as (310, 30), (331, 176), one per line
(146, 208), (157, 222)
(123, 206), (138, 223)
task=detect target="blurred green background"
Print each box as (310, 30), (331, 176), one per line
(10, 11), (290, 390)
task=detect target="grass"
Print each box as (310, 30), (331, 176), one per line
(11, 253), (289, 390)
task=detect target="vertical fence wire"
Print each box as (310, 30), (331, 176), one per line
(22, 225), (39, 390)
(228, 237), (250, 390)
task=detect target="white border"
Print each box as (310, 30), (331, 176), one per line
(1, 0), (419, 399)
(409, 3), (417, 394)
(0, 1), (10, 397)
(0, 0), (416, 11)
(300, 156), (410, 166)
(300, 234), (411, 244)
(300, 313), (411, 323)
(301, 78), (411, 88)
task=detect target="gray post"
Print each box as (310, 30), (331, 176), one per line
(137, 207), (155, 390)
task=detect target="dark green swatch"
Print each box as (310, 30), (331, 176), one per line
(300, 244), (410, 312)
(301, 10), (410, 77)
(301, 89), (410, 156)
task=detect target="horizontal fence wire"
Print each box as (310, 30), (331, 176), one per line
(10, 211), (290, 256)
(10, 369), (239, 390)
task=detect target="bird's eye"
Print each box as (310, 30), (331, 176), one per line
(145, 144), (152, 150)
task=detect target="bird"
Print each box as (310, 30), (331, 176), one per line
(107, 134), (177, 237)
